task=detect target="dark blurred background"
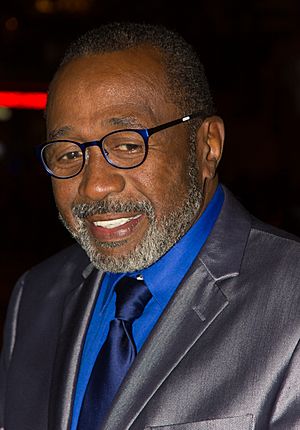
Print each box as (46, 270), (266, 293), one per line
(1, 0), (300, 340)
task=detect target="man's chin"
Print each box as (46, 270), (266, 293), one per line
(81, 242), (155, 273)
(92, 238), (129, 249)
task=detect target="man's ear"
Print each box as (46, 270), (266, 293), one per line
(195, 116), (225, 183)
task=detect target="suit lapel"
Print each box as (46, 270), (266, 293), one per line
(48, 264), (103, 430)
(102, 260), (230, 430)
(102, 186), (252, 430)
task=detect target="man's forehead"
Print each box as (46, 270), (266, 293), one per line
(46, 48), (174, 136)
(49, 52), (168, 105)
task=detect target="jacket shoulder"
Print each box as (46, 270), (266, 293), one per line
(24, 243), (91, 284)
(251, 215), (300, 244)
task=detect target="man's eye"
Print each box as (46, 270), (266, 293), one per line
(115, 143), (142, 152)
(60, 151), (83, 160)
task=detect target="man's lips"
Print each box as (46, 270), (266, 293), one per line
(87, 213), (145, 242)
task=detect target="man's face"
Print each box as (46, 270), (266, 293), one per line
(46, 47), (206, 272)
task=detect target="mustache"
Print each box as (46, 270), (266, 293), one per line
(72, 199), (155, 219)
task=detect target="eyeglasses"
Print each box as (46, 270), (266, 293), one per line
(37, 111), (204, 179)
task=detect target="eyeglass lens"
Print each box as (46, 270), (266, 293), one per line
(42, 130), (147, 177)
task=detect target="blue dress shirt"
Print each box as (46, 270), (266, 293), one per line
(71, 184), (224, 429)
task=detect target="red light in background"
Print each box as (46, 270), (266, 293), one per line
(0, 91), (47, 110)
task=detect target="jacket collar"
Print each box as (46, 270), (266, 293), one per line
(199, 184), (251, 281)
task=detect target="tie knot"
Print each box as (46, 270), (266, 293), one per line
(114, 276), (152, 323)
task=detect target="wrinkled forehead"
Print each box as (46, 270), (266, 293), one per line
(48, 47), (169, 102)
(46, 47), (177, 130)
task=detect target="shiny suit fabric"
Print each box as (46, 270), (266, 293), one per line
(1, 186), (300, 430)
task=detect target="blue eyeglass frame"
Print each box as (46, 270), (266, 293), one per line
(37, 111), (205, 179)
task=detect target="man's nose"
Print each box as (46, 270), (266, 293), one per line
(78, 147), (126, 200)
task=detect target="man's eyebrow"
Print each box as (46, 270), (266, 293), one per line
(48, 126), (73, 140)
(47, 117), (146, 141)
(107, 116), (144, 128)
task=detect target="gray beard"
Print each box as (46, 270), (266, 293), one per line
(58, 155), (204, 273)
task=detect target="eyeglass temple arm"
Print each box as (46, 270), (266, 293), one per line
(147, 111), (205, 136)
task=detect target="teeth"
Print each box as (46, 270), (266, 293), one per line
(93, 214), (141, 229)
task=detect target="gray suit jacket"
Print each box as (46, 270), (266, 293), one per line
(1, 186), (300, 430)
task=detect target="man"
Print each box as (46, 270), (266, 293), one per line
(1, 22), (300, 430)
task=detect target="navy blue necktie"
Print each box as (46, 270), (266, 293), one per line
(77, 276), (152, 430)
